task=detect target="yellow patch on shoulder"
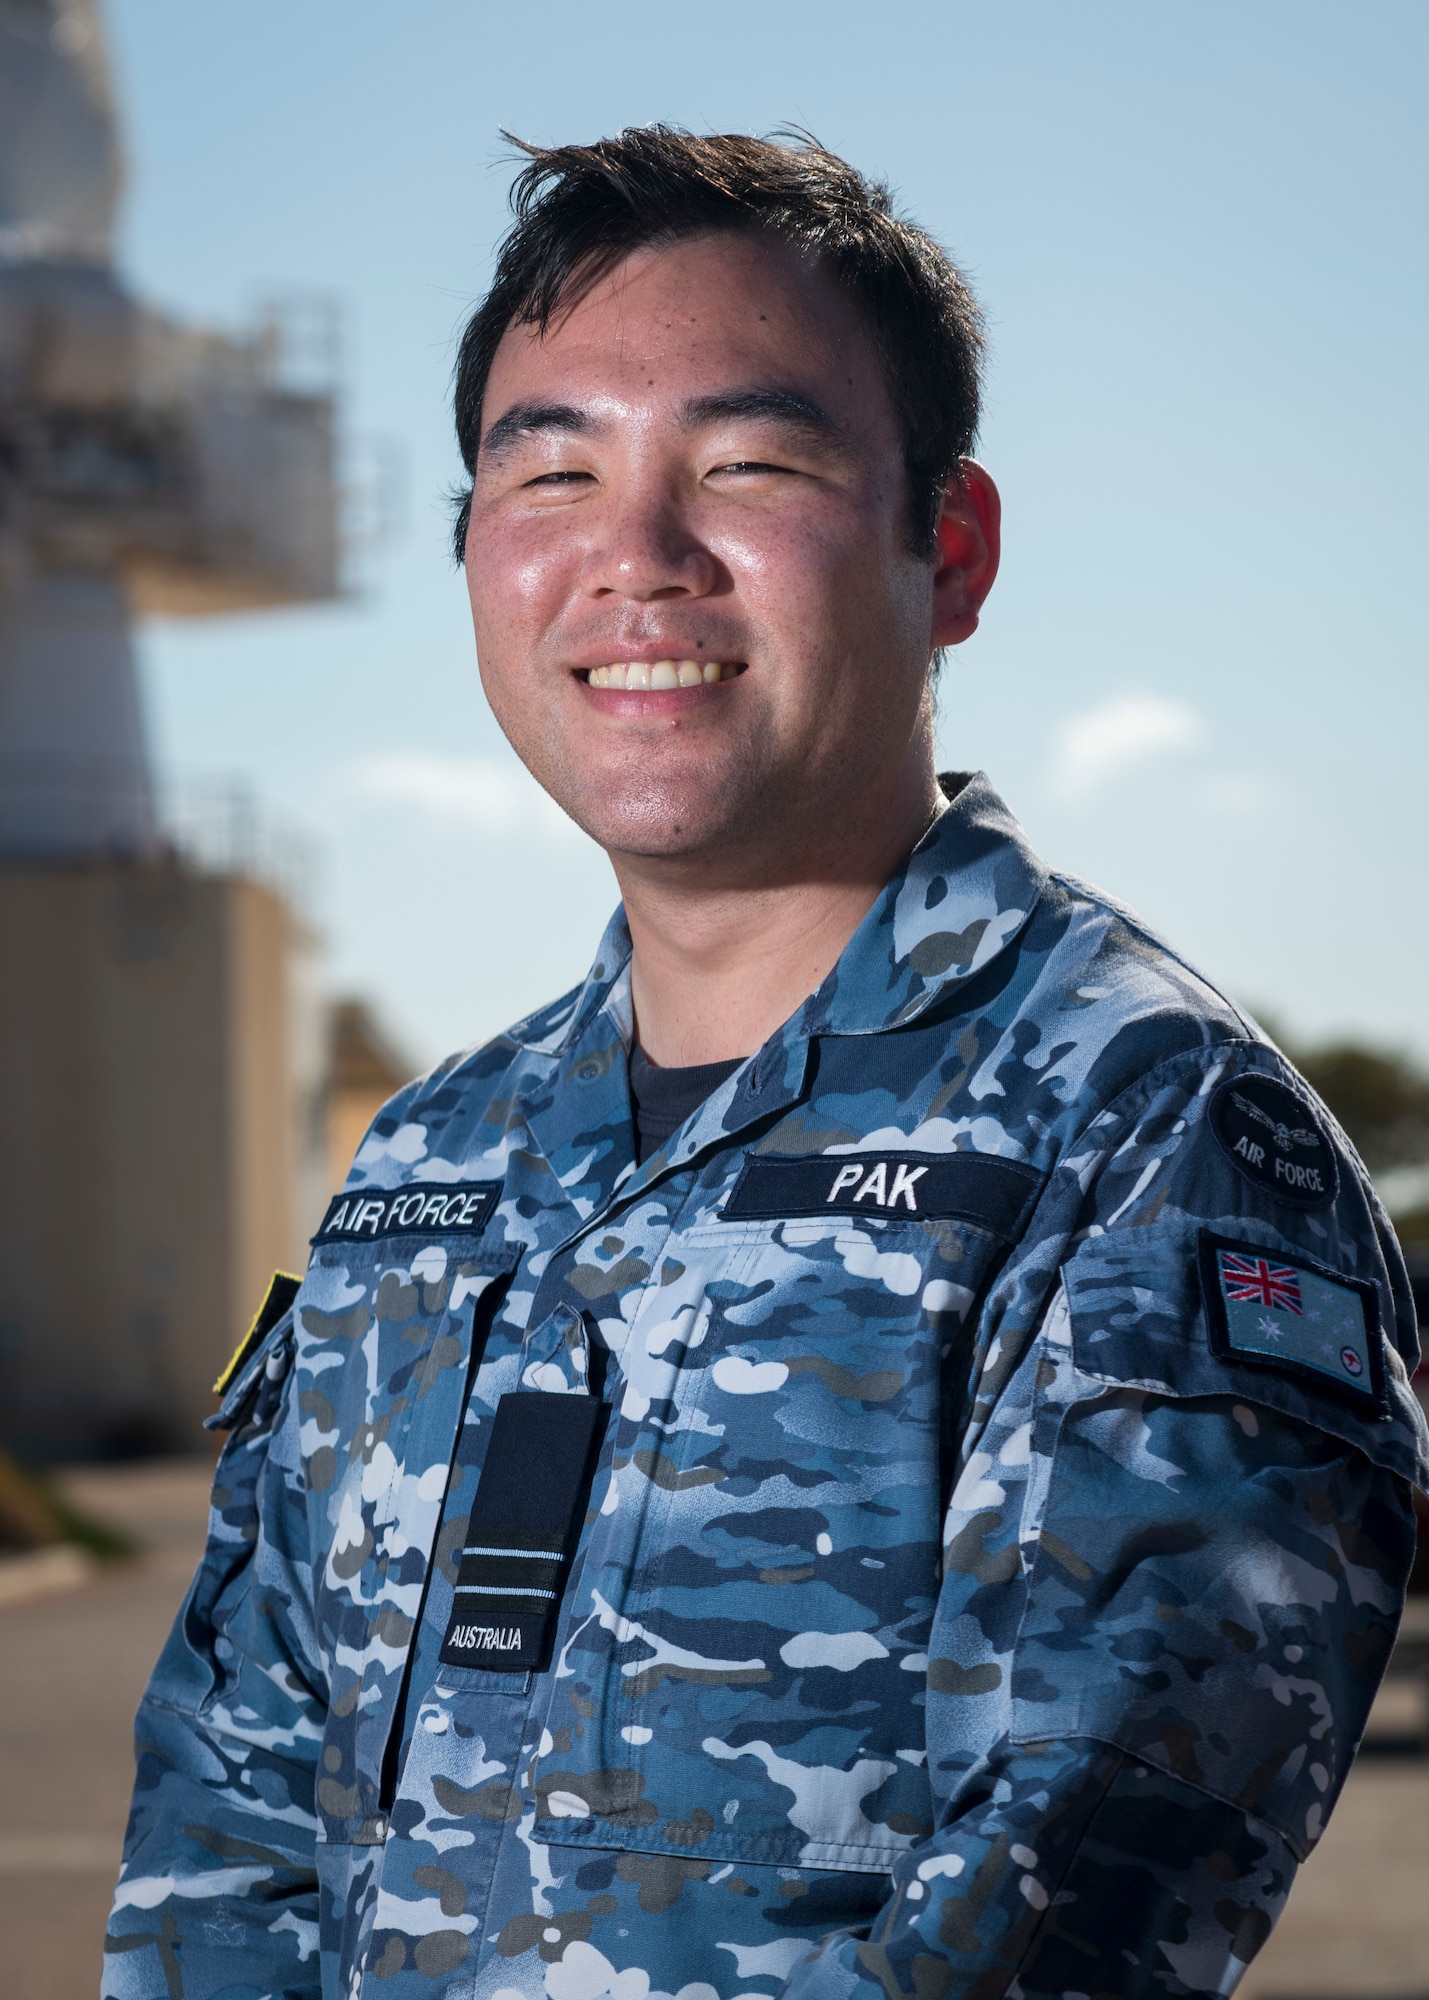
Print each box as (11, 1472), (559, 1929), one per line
(213, 1271), (303, 1395)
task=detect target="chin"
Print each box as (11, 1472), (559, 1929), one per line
(558, 780), (739, 860)
(583, 811), (731, 862)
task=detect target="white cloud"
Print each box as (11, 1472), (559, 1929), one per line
(1047, 694), (1208, 802)
(348, 752), (587, 844)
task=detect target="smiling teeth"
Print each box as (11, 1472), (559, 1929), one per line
(589, 660), (726, 689)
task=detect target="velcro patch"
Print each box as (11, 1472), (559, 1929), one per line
(312, 1180), (500, 1245)
(1208, 1073), (1337, 1211)
(1198, 1231), (1383, 1408)
(440, 1391), (608, 1672)
(722, 1150), (1043, 1237)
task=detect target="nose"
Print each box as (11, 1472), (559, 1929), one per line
(586, 486), (718, 603)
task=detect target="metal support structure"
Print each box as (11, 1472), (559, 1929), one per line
(0, 0), (342, 861)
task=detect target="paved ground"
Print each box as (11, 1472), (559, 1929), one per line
(0, 1462), (1424, 2000)
(0, 1462), (213, 2000)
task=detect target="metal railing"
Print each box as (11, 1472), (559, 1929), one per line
(0, 762), (320, 921)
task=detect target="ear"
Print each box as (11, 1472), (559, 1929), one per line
(929, 460), (1001, 649)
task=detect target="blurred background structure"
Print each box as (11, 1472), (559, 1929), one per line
(4, 0), (1425, 1454)
(0, 0), (403, 1456)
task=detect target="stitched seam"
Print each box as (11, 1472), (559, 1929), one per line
(996, 1743), (1129, 1997)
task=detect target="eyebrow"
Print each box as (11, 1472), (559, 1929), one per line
(477, 384), (853, 462)
(479, 401), (593, 459)
(680, 385), (851, 446)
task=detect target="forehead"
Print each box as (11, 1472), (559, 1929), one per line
(483, 230), (892, 425)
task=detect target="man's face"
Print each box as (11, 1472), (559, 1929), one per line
(464, 231), (974, 873)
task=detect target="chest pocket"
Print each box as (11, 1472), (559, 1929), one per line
(528, 1199), (1019, 1875)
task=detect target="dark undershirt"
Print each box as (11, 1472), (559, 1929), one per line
(628, 1045), (743, 1165)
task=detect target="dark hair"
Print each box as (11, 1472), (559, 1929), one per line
(451, 127), (984, 561)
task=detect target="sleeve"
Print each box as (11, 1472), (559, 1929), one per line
(103, 1312), (327, 2000)
(780, 1049), (1427, 2000)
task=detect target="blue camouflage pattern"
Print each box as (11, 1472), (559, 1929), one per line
(106, 773), (1428, 2000)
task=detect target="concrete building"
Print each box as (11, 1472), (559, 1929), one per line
(322, 999), (412, 1199)
(0, 864), (322, 1456)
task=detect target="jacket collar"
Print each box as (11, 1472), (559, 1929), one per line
(516, 770), (1047, 1061)
(510, 773), (1047, 1225)
(802, 770), (1047, 1037)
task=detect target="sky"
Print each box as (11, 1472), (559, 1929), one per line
(102, 0), (1428, 1071)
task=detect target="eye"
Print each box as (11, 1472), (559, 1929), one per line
(525, 469), (595, 488)
(709, 459), (796, 478)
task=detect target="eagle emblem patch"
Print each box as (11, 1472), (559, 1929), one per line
(1208, 1072), (1338, 1211)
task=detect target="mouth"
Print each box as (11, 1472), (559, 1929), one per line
(578, 659), (744, 690)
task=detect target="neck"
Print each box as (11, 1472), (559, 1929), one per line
(614, 750), (943, 1068)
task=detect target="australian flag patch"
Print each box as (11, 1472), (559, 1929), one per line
(1198, 1230), (1383, 1409)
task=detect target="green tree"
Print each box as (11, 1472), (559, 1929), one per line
(1290, 1041), (1429, 1248)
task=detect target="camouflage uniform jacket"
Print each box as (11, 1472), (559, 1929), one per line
(107, 773), (1429, 2000)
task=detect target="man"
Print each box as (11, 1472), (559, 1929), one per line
(107, 129), (1427, 2000)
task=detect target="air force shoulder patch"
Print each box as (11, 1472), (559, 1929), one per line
(1209, 1073), (1338, 1211)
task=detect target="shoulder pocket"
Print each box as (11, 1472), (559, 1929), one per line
(1012, 1224), (1419, 1860)
(150, 1308), (298, 1716)
(1060, 1223), (1424, 1484)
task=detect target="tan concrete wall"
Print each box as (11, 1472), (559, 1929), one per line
(223, 875), (303, 1370)
(325, 1084), (387, 1197)
(0, 859), (309, 1457)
